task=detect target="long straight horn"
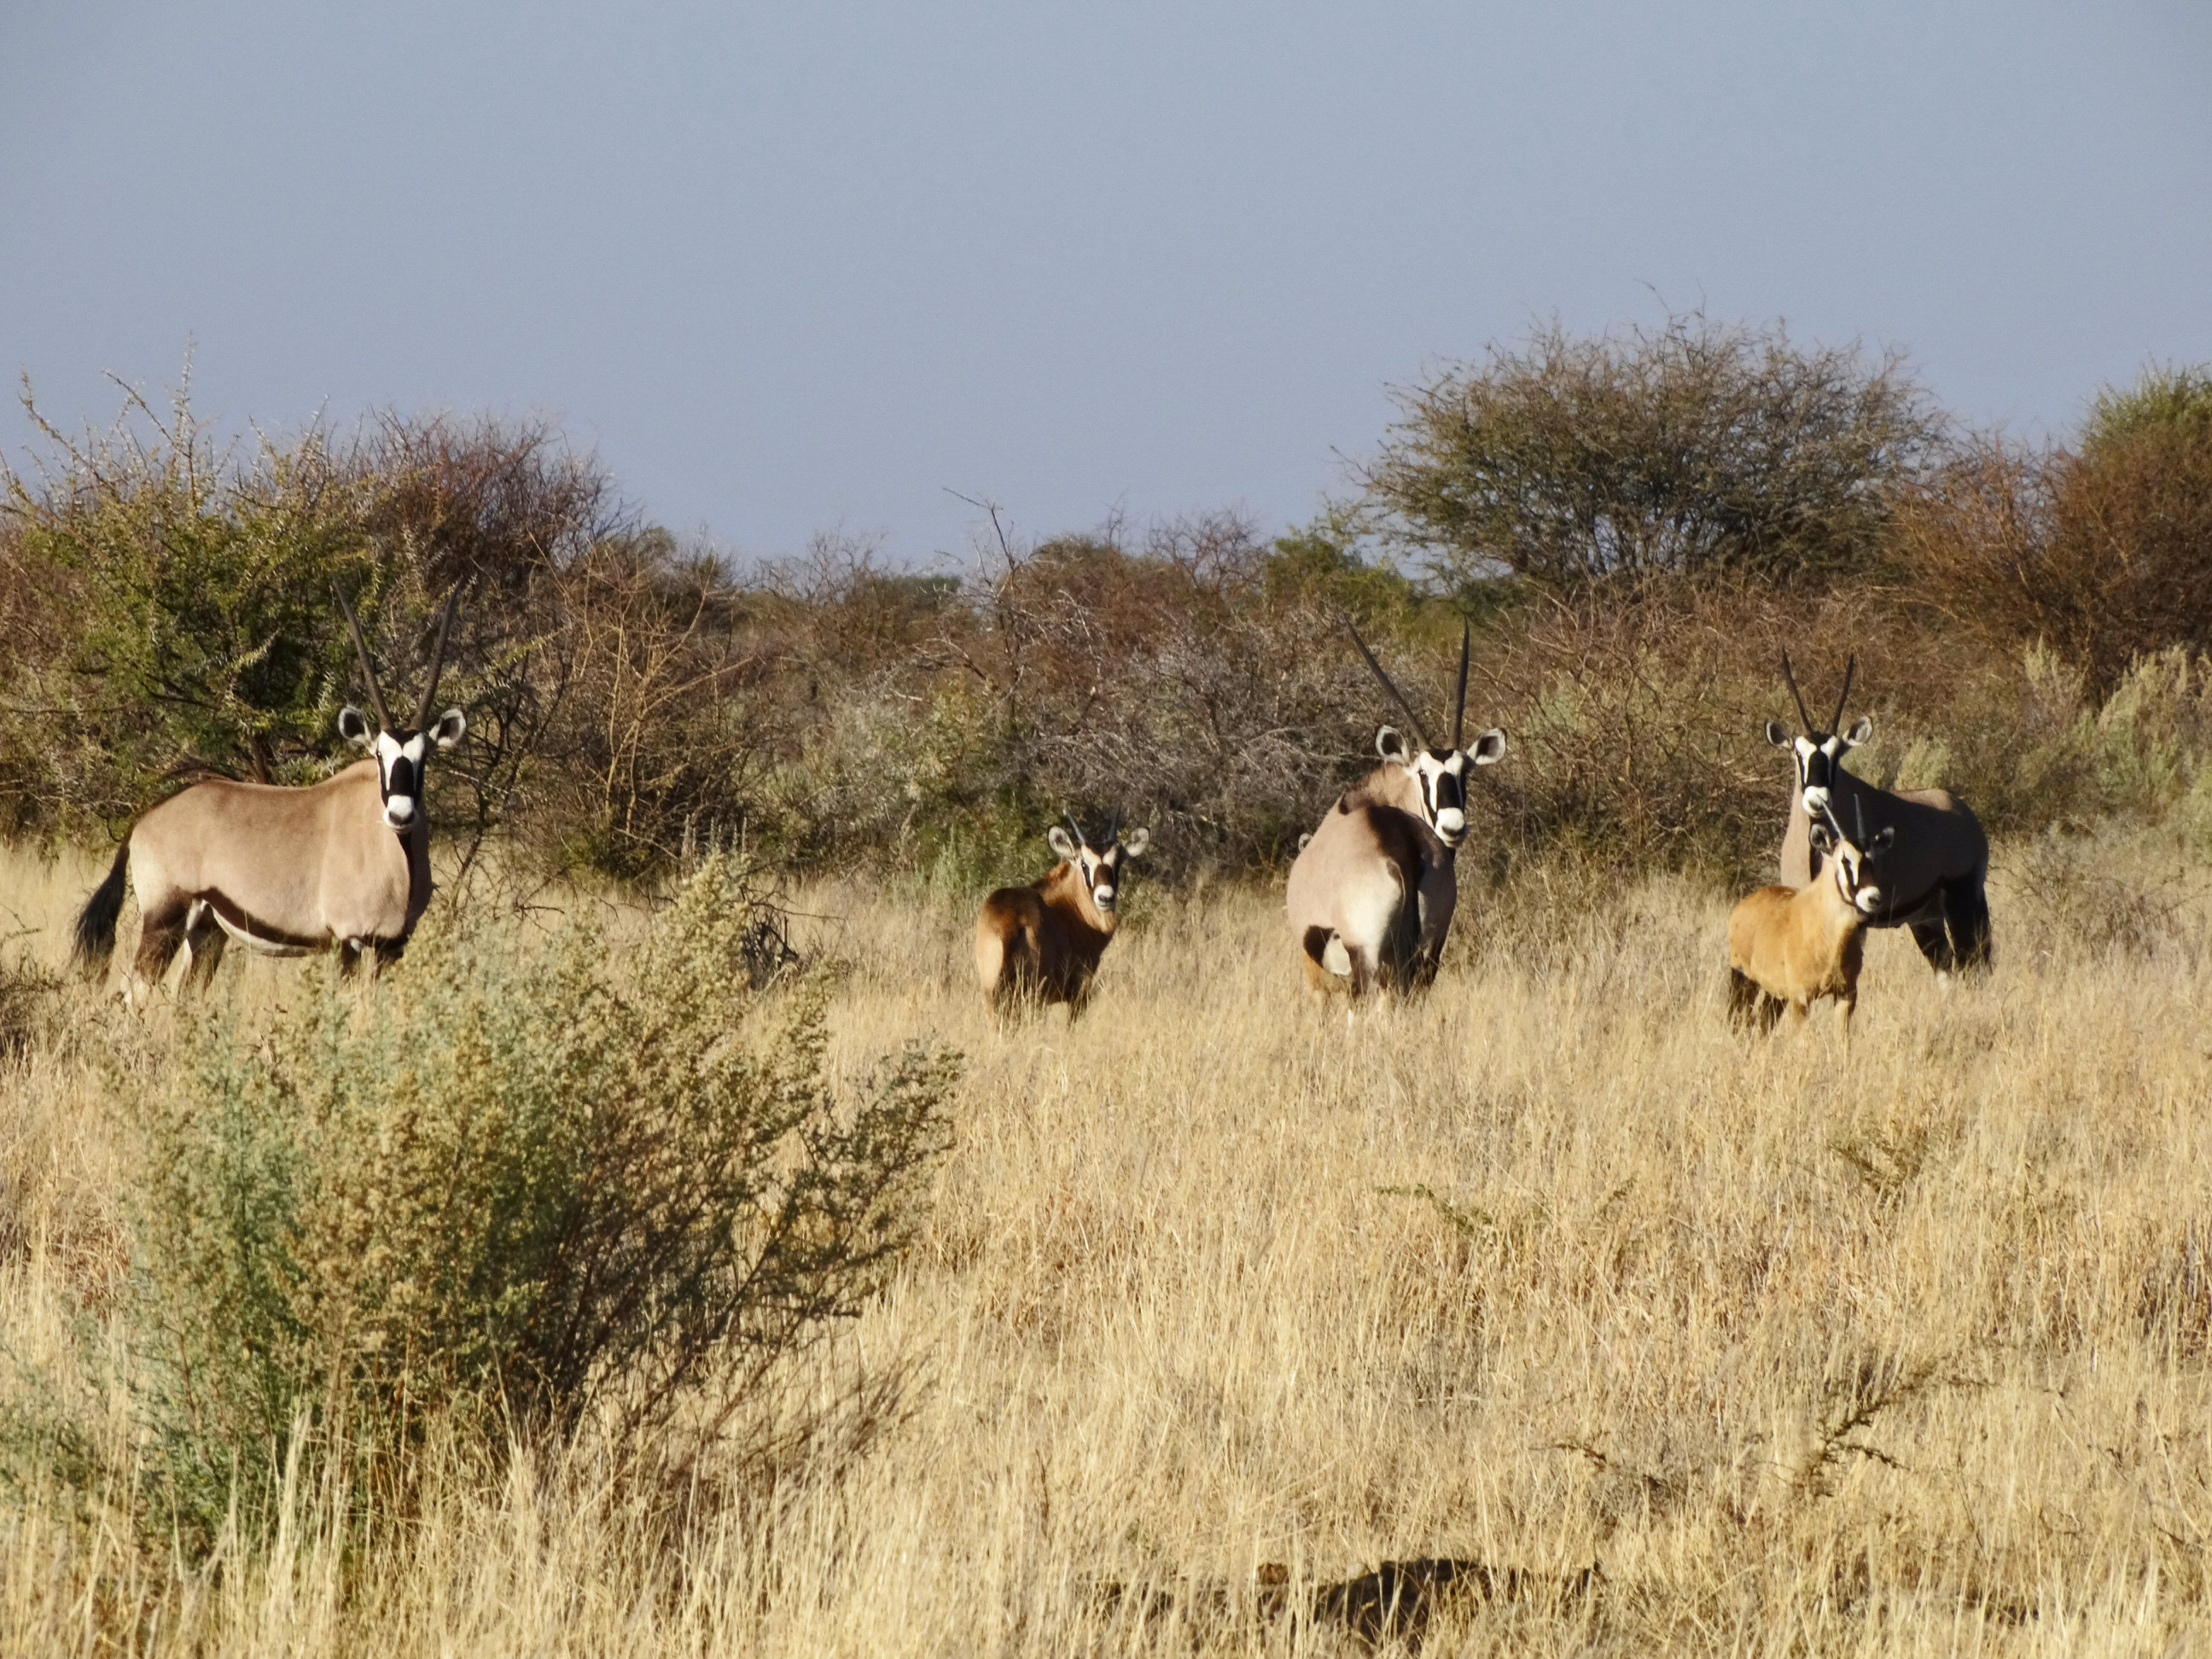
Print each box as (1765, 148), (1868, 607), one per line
(1449, 621), (1470, 751)
(333, 585), (393, 733)
(1828, 654), (1857, 737)
(1064, 812), (1088, 849)
(413, 584), (463, 731)
(1344, 620), (1429, 750)
(1778, 650), (1813, 733)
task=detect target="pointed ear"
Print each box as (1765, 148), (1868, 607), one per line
(1809, 821), (1837, 856)
(1873, 825), (1895, 850)
(1765, 719), (1792, 748)
(1046, 825), (1078, 861)
(1119, 826), (1150, 858)
(1469, 728), (1506, 765)
(1375, 725), (1410, 764)
(1844, 715), (1872, 747)
(337, 706), (373, 746)
(431, 707), (467, 750)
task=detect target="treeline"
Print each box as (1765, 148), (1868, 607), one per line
(4, 323), (2210, 898)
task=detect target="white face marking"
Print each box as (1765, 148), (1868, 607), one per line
(1084, 849), (1121, 911)
(372, 731), (431, 828)
(1411, 752), (1471, 847)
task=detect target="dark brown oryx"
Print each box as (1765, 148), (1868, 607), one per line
(1768, 652), (1992, 978)
(975, 813), (1150, 1021)
(72, 587), (467, 999)
(1729, 795), (1895, 1037)
(1285, 624), (1505, 998)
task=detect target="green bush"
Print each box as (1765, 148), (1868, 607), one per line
(1357, 312), (1943, 589)
(114, 855), (957, 1550)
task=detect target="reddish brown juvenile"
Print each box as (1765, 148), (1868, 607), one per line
(1727, 807), (1893, 1039)
(975, 818), (1148, 1021)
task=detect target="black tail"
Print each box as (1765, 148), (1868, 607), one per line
(72, 840), (131, 976)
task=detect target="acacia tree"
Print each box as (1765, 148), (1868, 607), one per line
(1359, 312), (1946, 590)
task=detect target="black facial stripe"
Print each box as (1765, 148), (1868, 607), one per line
(386, 754), (417, 800)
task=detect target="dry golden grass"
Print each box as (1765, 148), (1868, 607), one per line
(1, 832), (2209, 1653)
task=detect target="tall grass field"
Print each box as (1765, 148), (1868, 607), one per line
(1, 824), (2208, 1655)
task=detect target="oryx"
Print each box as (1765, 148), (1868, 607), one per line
(1767, 652), (1991, 976)
(72, 586), (468, 998)
(1285, 623), (1505, 997)
(1730, 794), (1895, 1037)
(975, 812), (1150, 1021)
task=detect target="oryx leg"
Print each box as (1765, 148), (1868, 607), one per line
(1299, 927), (1348, 998)
(1946, 876), (1994, 971)
(178, 900), (230, 993)
(1908, 917), (1958, 978)
(130, 895), (192, 1004)
(1727, 968), (1779, 1032)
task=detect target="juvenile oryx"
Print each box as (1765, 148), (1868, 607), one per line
(975, 813), (1150, 1021)
(1729, 795), (1895, 1037)
(72, 587), (468, 999)
(1767, 652), (1992, 976)
(1285, 624), (1505, 998)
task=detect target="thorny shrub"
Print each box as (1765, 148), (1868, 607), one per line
(73, 856), (957, 1553)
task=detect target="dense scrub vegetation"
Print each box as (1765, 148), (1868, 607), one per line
(5, 332), (2211, 899)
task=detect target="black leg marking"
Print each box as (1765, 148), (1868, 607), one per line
(181, 907), (230, 992)
(1908, 917), (1957, 975)
(1947, 877), (1994, 971)
(133, 901), (190, 988)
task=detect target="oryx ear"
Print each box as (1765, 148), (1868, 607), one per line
(1119, 826), (1150, 858)
(1872, 825), (1895, 851)
(431, 707), (467, 750)
(1376, 725), (1411, 764)
(1469, 727), (1506, 765)
(1808, 820), (1837, 856)
(1046, 825), (1079, 861)
(1765, 719), (1792, 748)
(338, 706), (374, 747)
(1843, 714), (1872, 748)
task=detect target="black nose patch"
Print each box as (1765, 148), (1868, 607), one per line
(386, 754), (417, 800)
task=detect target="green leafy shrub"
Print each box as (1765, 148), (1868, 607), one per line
(1358, 312), (1943, 589)
(119, 855), (958, 1549)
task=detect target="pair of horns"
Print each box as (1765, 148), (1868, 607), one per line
(1062, 809), (1121, 848)
(1813, 791), (1870, 847)
(1779, 649), (1854, 737)
(334, 582), (463, 734)
(1346, 619), (1470, 753)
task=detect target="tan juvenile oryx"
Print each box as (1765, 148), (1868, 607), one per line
(1767, 652), (1991, 977)
(72, 587), (467, 999)
(1729, 794), (1895, 1036)
(975, 813), (1150, 1021)
(1285, 624), (1505, 998)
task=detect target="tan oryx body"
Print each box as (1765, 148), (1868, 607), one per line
(1767, 653), (1991, 977)
(72, 587), (467, 998)
(1286, 625), (1505, 998)
(1729, 798), (1894, 1036)
(975, 815), (1149, 1020)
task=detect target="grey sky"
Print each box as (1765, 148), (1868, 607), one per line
(4, 1), (2208, 568)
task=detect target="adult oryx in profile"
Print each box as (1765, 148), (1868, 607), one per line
(1767, 651), (1992, 977)
(1285, 623), (1505, 998)
(975, 812), (1150, 1022)
(72, 586), (468, 1000)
